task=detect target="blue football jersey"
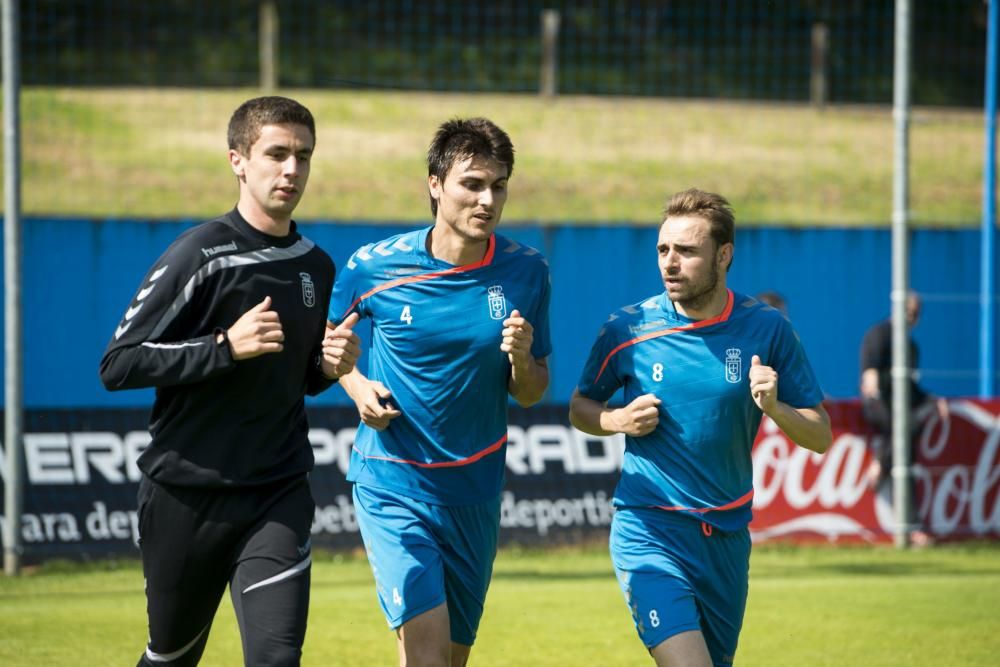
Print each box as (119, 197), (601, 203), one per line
(576, 290), (824, 530)
(329, 227), (552, 505)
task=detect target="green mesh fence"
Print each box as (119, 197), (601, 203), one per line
(16, 0), (988, 222)
(25, 0), (986, 105)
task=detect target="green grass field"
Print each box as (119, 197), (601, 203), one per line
(1, 543), (998, 666)
(15, 88), (983, 225)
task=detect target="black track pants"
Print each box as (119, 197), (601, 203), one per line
(134, 475), (314, 666)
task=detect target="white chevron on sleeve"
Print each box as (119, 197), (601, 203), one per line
(392, 238), (413, 252)
(114, 322), (133, 340)
(373, 242), (393, 256)
(504, 241), (522, 253)
(125, 303), (144, 320)
(348, 245), (376, 270)
(130, 263), (169, 304)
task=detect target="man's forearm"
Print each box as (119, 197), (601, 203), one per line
(509, 358), (549, 407)
(569, 392), (619, 436)
(860, 368), (880, 398)
(336, 366), (369, 404)
(767, 403), (832, 454)
(100, 334), (235, 390)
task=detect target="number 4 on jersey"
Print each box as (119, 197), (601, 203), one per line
(400, 305), (413, 325)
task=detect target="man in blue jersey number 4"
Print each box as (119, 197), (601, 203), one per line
(327, 117), (551, 666)
(570, 188), (831, 667)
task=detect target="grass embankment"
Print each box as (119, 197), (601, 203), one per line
(16, 88), (982, 225)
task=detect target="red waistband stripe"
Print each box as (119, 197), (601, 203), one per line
(354, 432), (508, 469)
(652, 487), (754, 514)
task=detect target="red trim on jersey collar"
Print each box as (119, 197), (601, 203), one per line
(339, 234), (496, 321)
(353, 432), (507, 469)
(653, 487), (754, 514)
(592, 289), (735, 384)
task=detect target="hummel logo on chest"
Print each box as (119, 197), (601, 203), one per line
(628, 320), (666, 335)
(201, 241), (238, 258)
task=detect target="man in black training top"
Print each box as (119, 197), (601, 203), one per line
(100, 96), (361, 667)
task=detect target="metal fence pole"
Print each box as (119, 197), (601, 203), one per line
(2, 0), (24, 576)
(811, 22), (829, 107)
(891, 0), (913, 549)
(982, 0), (998, 399)
(259, 0), (278, 91)
(540, 9), (560, 97)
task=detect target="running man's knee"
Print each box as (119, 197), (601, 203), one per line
(397, 603), (452, 667)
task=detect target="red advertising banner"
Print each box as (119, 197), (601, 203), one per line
(750, 399), (1000, 543)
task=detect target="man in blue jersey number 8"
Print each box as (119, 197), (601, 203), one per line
(570, 188), (831, 667)
(327, 117), (551, 666)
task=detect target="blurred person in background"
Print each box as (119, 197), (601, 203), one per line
(755, 290), (788, 317)
(100, 96), (361, 666)
(859, 291), (948, 545)
(326, 117), (551, 667)
(570, 188), (831, 667)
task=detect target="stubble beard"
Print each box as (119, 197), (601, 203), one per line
(456, 212), (497, 242)
(669, 260), (720, 314)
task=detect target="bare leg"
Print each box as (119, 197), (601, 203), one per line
(649, 629), (714, 667)
(450, 642), (471, 667)
(396, 602), (451, 667)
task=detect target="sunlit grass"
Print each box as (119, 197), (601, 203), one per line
(1, 543), (998, 665)
(4, 88), (983, 225)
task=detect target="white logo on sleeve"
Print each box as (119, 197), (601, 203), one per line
(300, 272), (315, 308)
(124, 303), (144, 321)
(725, 348), (742, 384)
(116, 264), (169, 340)
(392, 587), (403, 606)
(487, 285), (507, 320)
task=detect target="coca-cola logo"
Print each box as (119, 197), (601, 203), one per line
(910, 401), (1000, 538)
(749, 400), (1000, 542)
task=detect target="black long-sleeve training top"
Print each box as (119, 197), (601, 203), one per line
(100, 208), (336, 488)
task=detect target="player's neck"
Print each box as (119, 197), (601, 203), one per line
(427, 224), (488, 266)
(673, 284), (729, 321)
(237, 200), (292, 237)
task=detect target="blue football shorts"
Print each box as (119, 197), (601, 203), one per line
(352, 483), (501, 646)
(610, 507), (751, 666)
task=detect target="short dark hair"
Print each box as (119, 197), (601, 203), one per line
(663, 188), (735, 269)
(227, 96), (316, 156)
(427, 118), (514, 216)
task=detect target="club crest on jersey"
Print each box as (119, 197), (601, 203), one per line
(725, 348), (742, 383)
(300, 272), (315, 308)
(487, 285), (507, 320)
